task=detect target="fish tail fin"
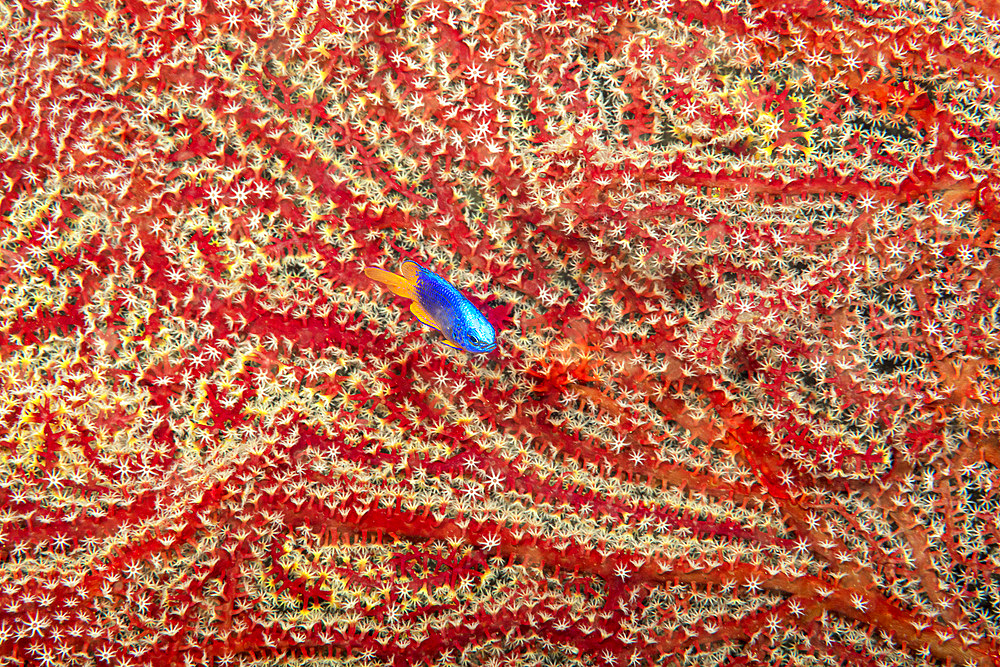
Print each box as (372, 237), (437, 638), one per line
(364, 266), (417, 300)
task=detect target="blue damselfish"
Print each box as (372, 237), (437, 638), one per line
(364, 260), (497, 354)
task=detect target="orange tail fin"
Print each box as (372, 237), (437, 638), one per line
(364, 266), (417, 300)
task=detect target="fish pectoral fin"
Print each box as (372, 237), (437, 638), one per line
(364, 266), (416, 300)
(409, 302), (440, 331)
(441, 340), (464, 350)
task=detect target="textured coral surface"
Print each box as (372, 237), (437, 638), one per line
(2, 0), (1000, 665)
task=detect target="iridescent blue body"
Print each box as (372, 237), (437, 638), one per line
(364, 260), (497, 354)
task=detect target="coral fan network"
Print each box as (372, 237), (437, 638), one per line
(1, 0), (999, 666)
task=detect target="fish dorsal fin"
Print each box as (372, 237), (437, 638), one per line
(364, 266), (416, 300)
(410, 302), (440, 331)
(400, 260), (421, 281)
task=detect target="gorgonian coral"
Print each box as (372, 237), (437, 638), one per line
(1, 0), (999, 665)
